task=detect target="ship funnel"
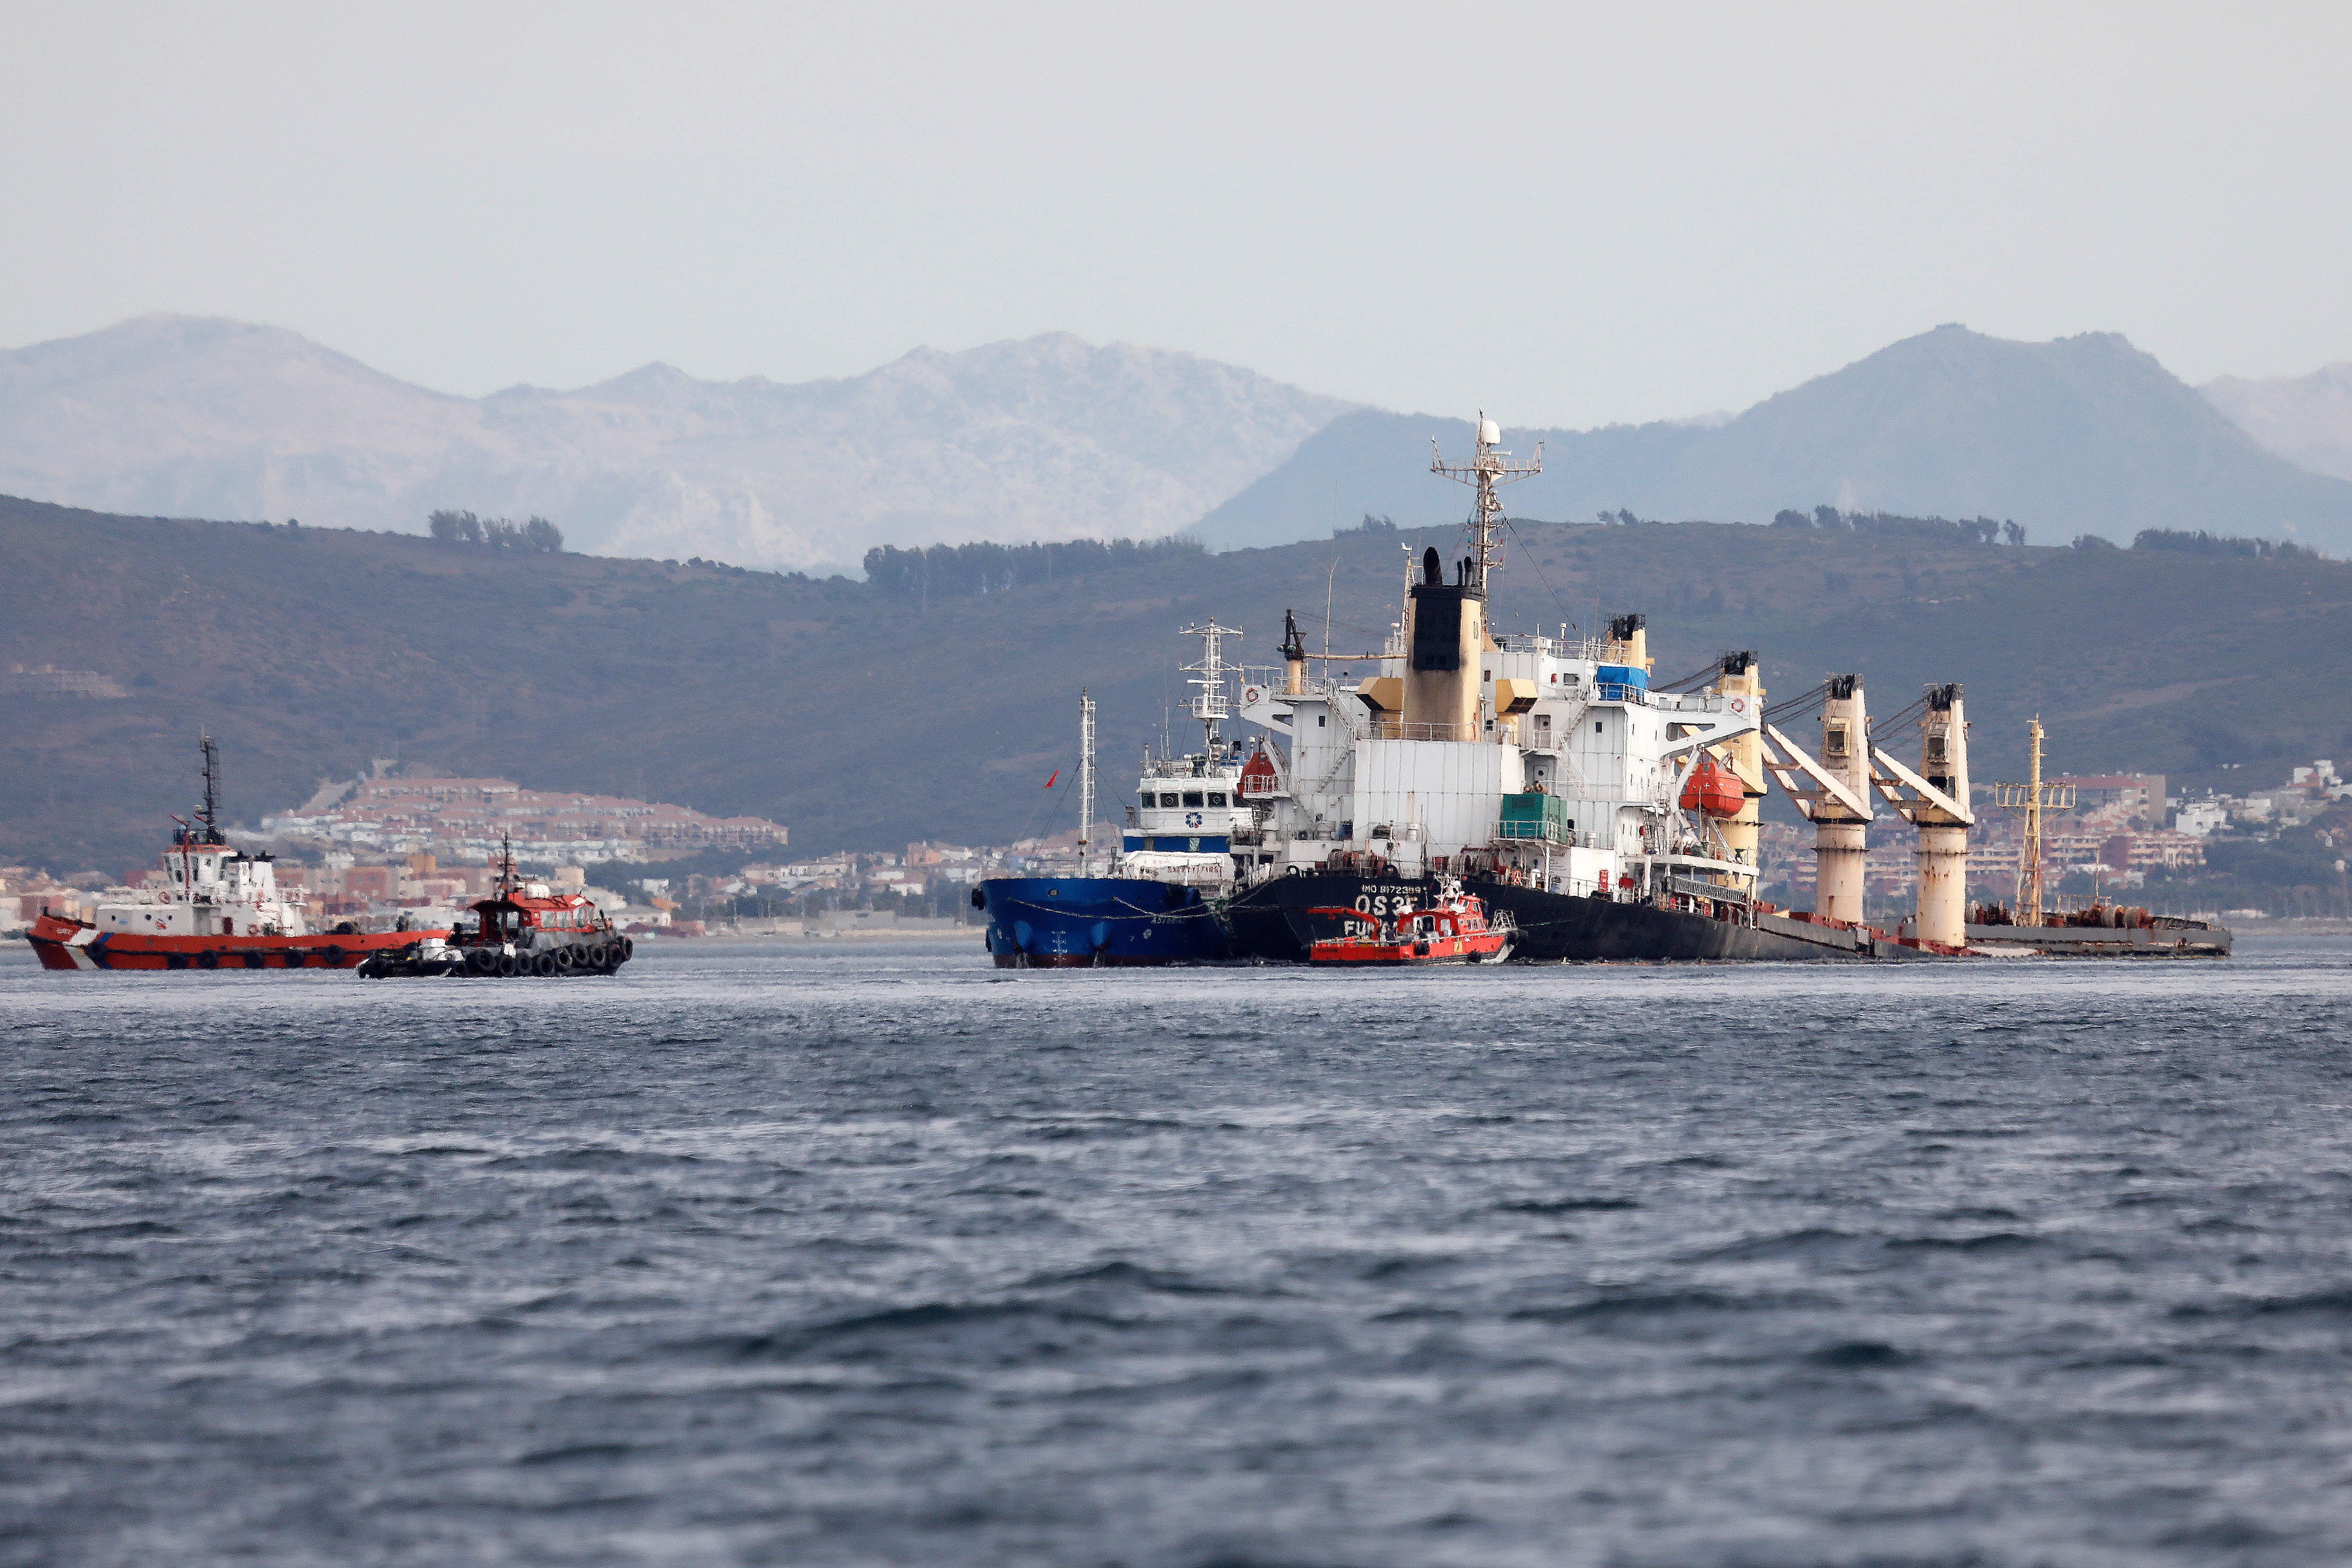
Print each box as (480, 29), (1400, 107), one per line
(1280, 608), (1307, 697)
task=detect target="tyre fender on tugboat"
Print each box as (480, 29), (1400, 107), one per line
(197, 950), (219, 970)
(321, 945), (346, 969)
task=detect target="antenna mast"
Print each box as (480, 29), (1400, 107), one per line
(196, 732), (224, 844)
(1077, 688), (1097, 876)
(1992, 716), (2075, 926)
(1178, 618), (1242, 756)
(1432, 413), (1543, 596)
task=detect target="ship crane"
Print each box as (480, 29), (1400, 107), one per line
(1865, 684), (1974, 947)
(1757, 674), (1875, 923)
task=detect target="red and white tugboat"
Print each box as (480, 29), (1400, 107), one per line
(25, 735), (441, 973)
(358, 835), (632, 978)
(1307, 878), (1515, 966)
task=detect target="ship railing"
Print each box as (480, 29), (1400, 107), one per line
(1131, 864), (1234, 890)
(1365, 719), (1495, 742)
(1592, 682), (1649, 706)
(1495, 821), (1594, 848)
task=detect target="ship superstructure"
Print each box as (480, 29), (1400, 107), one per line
(27, 736), (443, 972)
(1219, 419), (1787, 959)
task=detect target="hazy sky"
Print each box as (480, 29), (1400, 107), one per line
(5, 2), (2347, 426)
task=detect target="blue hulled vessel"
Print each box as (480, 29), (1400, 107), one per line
(975, 875), (1225, 966)
(975, 632), (1260, 967)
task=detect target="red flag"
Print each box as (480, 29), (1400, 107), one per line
(1042, 769), (1060, 789)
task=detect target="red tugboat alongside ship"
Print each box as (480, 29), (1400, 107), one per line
(1308, 878), (1514, 965)
(24, 736), (441, 972)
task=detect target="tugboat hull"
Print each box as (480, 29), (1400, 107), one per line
(976, 877), (1230, 966)
(24, 912), (440, 972)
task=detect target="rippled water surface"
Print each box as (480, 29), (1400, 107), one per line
(5, 937), (2351, 1566)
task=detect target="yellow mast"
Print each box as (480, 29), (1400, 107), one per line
(1994, 716), (2074, 926)
(2021, 717), (2043, 923)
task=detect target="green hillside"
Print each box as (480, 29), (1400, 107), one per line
(3, 494), (2347, 876)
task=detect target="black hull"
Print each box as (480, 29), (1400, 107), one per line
(1224, 873), (1883, 963)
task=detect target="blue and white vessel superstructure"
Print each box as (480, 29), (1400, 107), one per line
(974, 639), (1247, 966)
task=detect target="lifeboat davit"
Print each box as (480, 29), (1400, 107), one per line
(1680, 753), (1743, 818)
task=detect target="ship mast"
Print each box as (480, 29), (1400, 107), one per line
(1077, 687), (1096, 877)
(496, 830), (519, 898)
(1178, 618), (1242, 758)
(196, 732), (224, 845)
(1994, 716), (2075, 926)
(1432, 414), (1543, 597)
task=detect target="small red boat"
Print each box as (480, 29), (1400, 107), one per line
(1308, 879), (1515, 966)
(358, 836), (632, 979)
(24, 735), (443, 973)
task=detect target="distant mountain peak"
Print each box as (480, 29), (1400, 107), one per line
(2202, 358), (2352, 482)
(1196, 327), (2352, 555)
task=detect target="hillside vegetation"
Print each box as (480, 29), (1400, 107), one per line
(4, 494), (2348, 875)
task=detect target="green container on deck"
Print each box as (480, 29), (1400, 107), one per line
(1499, 792), (1571, 844)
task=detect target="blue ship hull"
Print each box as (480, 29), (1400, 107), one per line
(975, 877), (1229, 966)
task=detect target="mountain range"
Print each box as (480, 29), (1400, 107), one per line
(0, 315), (1351, 576)
(5, 316), (2352, 568)
(1197, 328), (2352, 555)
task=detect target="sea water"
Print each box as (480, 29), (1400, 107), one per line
(3, 937), (2348, 1566)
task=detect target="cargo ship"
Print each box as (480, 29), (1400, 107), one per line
(979, 415), (2228, 964)
(24, 736), (444, 972)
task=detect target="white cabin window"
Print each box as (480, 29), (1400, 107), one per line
(1317, 715), (1326, 727)
(1159, 793), (1179, 807)
(1207, 792), (1228, 807)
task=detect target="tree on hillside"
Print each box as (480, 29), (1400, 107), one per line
(2133, 528), (2317, 561)
(862, 535), (1204, 599)
(426, 509), (563, 553)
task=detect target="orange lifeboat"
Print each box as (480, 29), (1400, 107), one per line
(1237, 742), (1282, 798)
(1680, 753), (1743, 818)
